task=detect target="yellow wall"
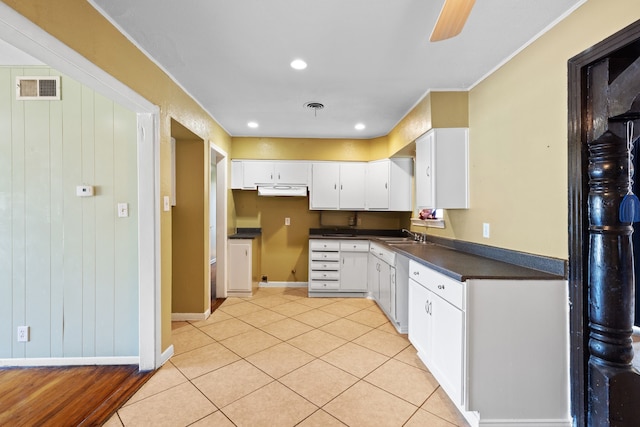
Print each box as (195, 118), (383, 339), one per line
(423, 0), (640, 259)
(3, 0), (232, 353)
(172, 138), (208, 313)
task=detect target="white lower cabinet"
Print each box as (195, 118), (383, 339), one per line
(369, 242), (408, 333)
(308, 239), (369, 296)
(228, 239), (254, 296)
(408, 260), (570, 426)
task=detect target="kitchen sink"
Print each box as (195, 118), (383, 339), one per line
(376, 236), (415, 242)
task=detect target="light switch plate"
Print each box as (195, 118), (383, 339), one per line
(117, 203), (129, 218)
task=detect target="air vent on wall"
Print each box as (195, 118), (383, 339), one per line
(16, 76), (60, 100)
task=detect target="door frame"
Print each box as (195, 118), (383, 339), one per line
(0, 3), (161, 370)
(568, 18), (640, 425)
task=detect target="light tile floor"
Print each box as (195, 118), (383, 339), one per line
(105, 287), (470, 427)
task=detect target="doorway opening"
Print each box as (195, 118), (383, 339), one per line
(568, 18), (640, 425)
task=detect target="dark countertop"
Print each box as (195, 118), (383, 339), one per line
(309, 229), (564, 282)
(229, 227), (262, 239)
(389, 243), (562, 282)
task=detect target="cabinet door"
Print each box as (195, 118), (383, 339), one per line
(310, 163), (340, 209)
(408, 279), (432, 361)
(415, 132), (434, 209)
(378, 261), (392, 315)
(228, 240), (252, 292)
(275, 162), (309, 185)
(431, 293), (464, 406)
(340, 252), (368, 291)
(339, 162), (366, 209)
(366, 160), (390, 209)
(368, 253), (380, 299)
(243, 161), (274, 187)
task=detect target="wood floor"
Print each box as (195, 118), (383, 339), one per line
(1, 263), (223, 426)
(0, 365), (154, 426)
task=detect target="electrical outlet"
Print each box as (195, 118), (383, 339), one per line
(17, 326), (29, 342)
(483, 223), (490, 238)
(285, 217), (290, 226)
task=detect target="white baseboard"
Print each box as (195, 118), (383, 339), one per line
(259, 281), (308, 288)
(171, 308), (211, 321)
(0, 356), (139, 368)
(159, 345), (174, 367)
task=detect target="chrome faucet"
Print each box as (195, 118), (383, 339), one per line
(402, 228), (423, 241)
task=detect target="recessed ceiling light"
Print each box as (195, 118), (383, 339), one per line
(355, 123), (366, 130)
(290, 59), (307, 70)
(247, 121), (259, 128)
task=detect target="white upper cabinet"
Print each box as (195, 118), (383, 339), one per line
(310, 162), (366, 210)
(366, 158), (412, 211)
(415, 128), (469, 209)
(231, 160), (309, 189)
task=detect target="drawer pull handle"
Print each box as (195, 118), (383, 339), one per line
(413, 271), (419, 276)
(438, 284), (445, 290)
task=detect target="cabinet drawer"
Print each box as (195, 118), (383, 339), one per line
(409, 261), (464, 309)
(310, 261), (339, 271)
(309, 281), (340, 290)
(310, 271), (340, 280)
(310, 252), (340, 261)
(310, 240), (340, 251)
(340, 240), (369, 252)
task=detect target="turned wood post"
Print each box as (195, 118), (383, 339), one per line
(587, 128), (640, 426)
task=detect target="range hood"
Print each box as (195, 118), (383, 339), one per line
(257, 185), (307, 197)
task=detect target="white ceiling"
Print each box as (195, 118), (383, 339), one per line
(85, 0), (584, 139)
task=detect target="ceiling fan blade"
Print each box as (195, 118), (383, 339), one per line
(429, 0), (476, 42)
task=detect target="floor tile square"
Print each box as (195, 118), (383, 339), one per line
(171, 342), (241, 379)
(297, 409), (347, 426)
(280, 359), (358, 406)
(190, 410), (236, 426)
(318, 301), (364, 317)
(199, 318), (256, 341)
(422, 387), (470, 426)
(394, 345), (429, 371)
(346, 309), (389, 328)
(260, 317), (314, 340)
(171, 328), (216, 355)
(292, 309), (340, 328)
(236, 308), (286, 327)
(219, 329), (282, 358)
(221, 381), (316, 427)
(189, 310), (233, 328)
(249, 295), (291, 308)
(118, 382), (216, 427)
(353, 329), (410, 357)
(269, 301), (315, 317)
(365, 359), (439, 405)
(404, 408), (457, 427)
(218, 301), (263, 317)
(320, 318), (373, 341)
(192, 360), (273, 408)
(297, 297), (339, 308)
(321, 342), (389, 378)
(245, 342), (315, 378)
(287, 329), (347, 357)
(123, 361), (187, 406)
(323, 381), (417, 427)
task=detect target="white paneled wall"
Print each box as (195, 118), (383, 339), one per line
(0, 67), (139, 360)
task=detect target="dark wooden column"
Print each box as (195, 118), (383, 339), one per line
(587, 129), (640, 425)
(569, 19), (640, 427)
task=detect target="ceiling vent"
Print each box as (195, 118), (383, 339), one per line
(16, 76), (60, 100)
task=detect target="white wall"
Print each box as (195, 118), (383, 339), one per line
(0, 66), (139, 359)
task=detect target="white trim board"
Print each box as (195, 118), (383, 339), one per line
(0, 356), (140, 368)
